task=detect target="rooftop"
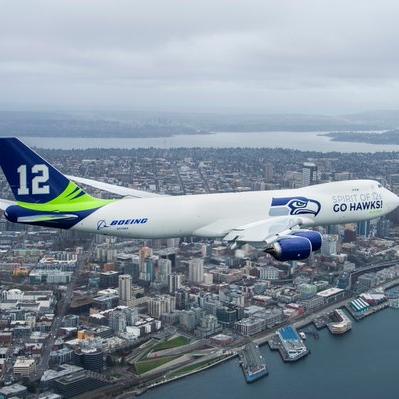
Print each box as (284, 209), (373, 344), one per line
(317, 287), (344, 297)
(0, 383), (27, 395)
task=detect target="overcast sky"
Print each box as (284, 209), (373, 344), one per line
(0, 0), (399, 114)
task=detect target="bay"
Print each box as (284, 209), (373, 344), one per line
(19, 131), (399, 152)
(143, 310), (398, 399)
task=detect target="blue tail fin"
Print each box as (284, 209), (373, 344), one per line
(0, 137), (70, 203)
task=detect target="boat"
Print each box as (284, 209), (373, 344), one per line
(299, 331), (307, 340)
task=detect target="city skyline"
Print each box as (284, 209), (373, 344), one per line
(0, 144), (398, 397)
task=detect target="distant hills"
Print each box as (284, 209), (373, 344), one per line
(326, 129), (399, 145)
(0, 109), (399, 138)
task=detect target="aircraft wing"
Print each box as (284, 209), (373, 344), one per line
(0, 199), (15, 211)
(223, 215), (314, 247)
(66, 175), (163, 198)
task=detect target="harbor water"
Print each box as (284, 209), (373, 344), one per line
(143, 309), (398, 399)
(20, 131), (399, 153)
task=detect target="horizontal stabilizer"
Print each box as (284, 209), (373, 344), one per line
(67, 175), (163, 198)
(16, 214), (79, 223)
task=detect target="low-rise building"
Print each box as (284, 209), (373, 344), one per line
(0, 383), (28, 398)
(13, 357), (36, 377)
(235, 317), (266, 336)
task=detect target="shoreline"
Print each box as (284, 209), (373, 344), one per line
(125, 277), (399, 397)
(116, 353), (238, 398)
(18, 132), (399, 153)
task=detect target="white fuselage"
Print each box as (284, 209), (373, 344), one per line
(73, 179), (399, 239)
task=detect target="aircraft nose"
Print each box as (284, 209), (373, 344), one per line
(385, 188), (399, 210)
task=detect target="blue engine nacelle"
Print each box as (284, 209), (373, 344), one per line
(292, 230), (322, 252)
(267, 236), (312, 262)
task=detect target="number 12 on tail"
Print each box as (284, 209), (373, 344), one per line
(17, 164), (50, 195)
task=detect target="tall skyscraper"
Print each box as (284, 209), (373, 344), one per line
(139, 258), (155, 282)
(158, 258), (172, 285)
(118, 274), (132, 304)
(264, 163), (274, 182)
(201, 243), (212, 258)
(357, 220), (371, 238)
(175, 289), (190, 310)
(302, 162), (318, 186)
(168, 273), (182, 294)
(188, 258), (204, 284)
(159, 248), (177, 269)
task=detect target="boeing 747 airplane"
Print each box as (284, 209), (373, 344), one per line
(0, 138), (398, 261)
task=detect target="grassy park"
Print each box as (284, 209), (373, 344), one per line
(134, 355), (179, 375)
(152, 336), (190, 351)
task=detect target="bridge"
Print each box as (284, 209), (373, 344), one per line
(349, 260), (398, 287)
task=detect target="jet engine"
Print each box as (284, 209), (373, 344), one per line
(292, 230), (322, 251)
(266, 236), (312, 262)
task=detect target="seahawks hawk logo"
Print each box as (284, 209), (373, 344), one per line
(269, 197), (321, 217)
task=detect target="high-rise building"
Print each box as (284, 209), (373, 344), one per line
(302, 162), (318, 186)
(188, 258), (204, 284)
(109, 311), (127, 333)
(158, 258), (172, 285)
(201, 244), (212, 258)
(377, 217), (390, 238)
(139, 258), (155, 282)
(175, 289), (190, 310)
(357, 220), (371, 238)
(148, 295), (176, 318)
(168, 273), (182, 294)
(264, 163), (274, 182)
(123, 307), (139, 325)
(123, 260), (140, 282)
(139, 246), (153, 261)
(118, 254), (140, 281)
(118, 274), (132, 304)
(343, 225), (356, 243)
(321, 235), (338, 256)
(99, 271), (119, 289)
(203, 272), (213, 285)
(159, 248), (177, 269)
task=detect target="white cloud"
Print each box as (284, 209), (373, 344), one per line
(0, 0), (399, 112)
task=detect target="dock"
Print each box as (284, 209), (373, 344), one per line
(239, 342), (268, 383)
(313, 315), (330, 329)
(345, 299), (389, 321)
(327, 309), (352, 335)
(269, 325), (309, 362)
